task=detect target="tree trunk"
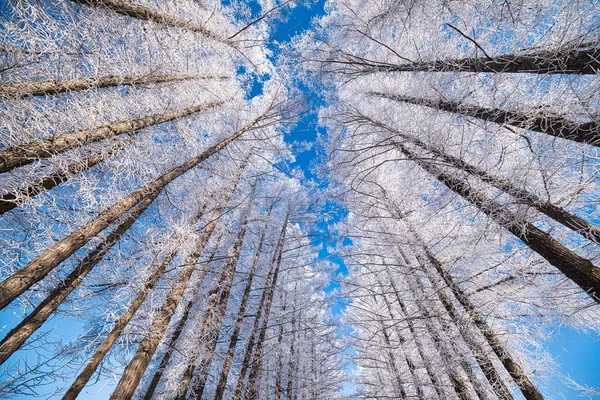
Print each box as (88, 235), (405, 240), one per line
(213, 207), (273, 400)
(244, 212), (290, 400)
(70, 0), (229, 44)
(0, 116), (258, 310)
(0, 191), (157, 365)
(343, 45), (600, 75)
(0, 138), (131, 216)
(0, 74), (202, 98)
(372, 92), (600, 147)
(179, 199), (254, 400)
(398, 143), (600, 302)
(0, 100), (224, 173)
(109, 162), (247, 400)
(360, 115), (600, 243)
(142, 222), (227, 400)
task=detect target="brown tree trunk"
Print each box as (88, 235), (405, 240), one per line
(398, 143), (600, 302)
(70, 0), (229, 44)
(0, 100), (224, 173)
(244, 212), (290, 400)
(0, 74), (202, 98)
(109, 163), (247, 400)
(0, 191), (157, 365)
(344, 45), (600, 75)
(0, 138), (131, 216)
(0, 116), (258, 310)
(372, 92), (600, 147)
(213, 207), (273, 400)
(359, 115), (600, 243)
(179, 199), (254, 400)
(274, 292), (288, 400)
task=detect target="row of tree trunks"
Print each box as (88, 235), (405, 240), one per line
(384, 268), (448, 400)
(0, 191), (158, 365)
(389, 265), (473, 400)
(336, 45), (600, 75)
(374, 277), (425, 398)
(0, 99), (225, 173)
(70, 0), (229, 44)
(142, 220), (227, 400)
(396, 143), (600, 302)
(385, 197), (545, 400)
(108, 162), (247, 400)
(371, 92), (600, 147)
(178, 193), (255, 400)
(0, 116), (259, 310)
(213, 205), (274, 400)
(412, 256), (515, 399)
(243, 211), (290, 400)
(357, 115), (600, 244)
(0, 74), (206, 98)
(0, 138), (132, 216)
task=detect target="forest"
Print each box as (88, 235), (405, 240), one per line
(0, 0), (598, 399)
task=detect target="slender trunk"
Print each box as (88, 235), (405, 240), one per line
(286, 312), (297, 400)
(244, 212), (290, 400)
(344, 45), (600, 75)
(0, 116), (258, 310)
(0, 74), (202, 98)
(274, 292), (287, 400)
(372, 92), (600, 147)
(213, 208), (273, 400)
(385, 266), (465, 400)
(180, 200), (254, 400)
(361, 115), (600, 243)
(109, 162), (248, 400)
(142, 216), (227, 400)
(63, 249), (176, 400)
(70, 0), (229, 44)
(0, 100), (224, 173)
(373, 305), (407, 399)
(0, 138), (131, 216)
(0, 191), (157, 365)
(398, 143), (600, 302)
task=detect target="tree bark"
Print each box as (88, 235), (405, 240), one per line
(0, 138), (130, 216)
(0, 100), (224, 173)
(372, 92), (600, 147)
(339, 45), (600, 75)
(109, 163), (247, 400)
(0, 116), (258, 310)
(213, 207), (273, 400)
(70, 0), (229, 44)
(0, 192), (157, 365)
(397, 143), (600, 303)
(0, 74), (201, 98)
